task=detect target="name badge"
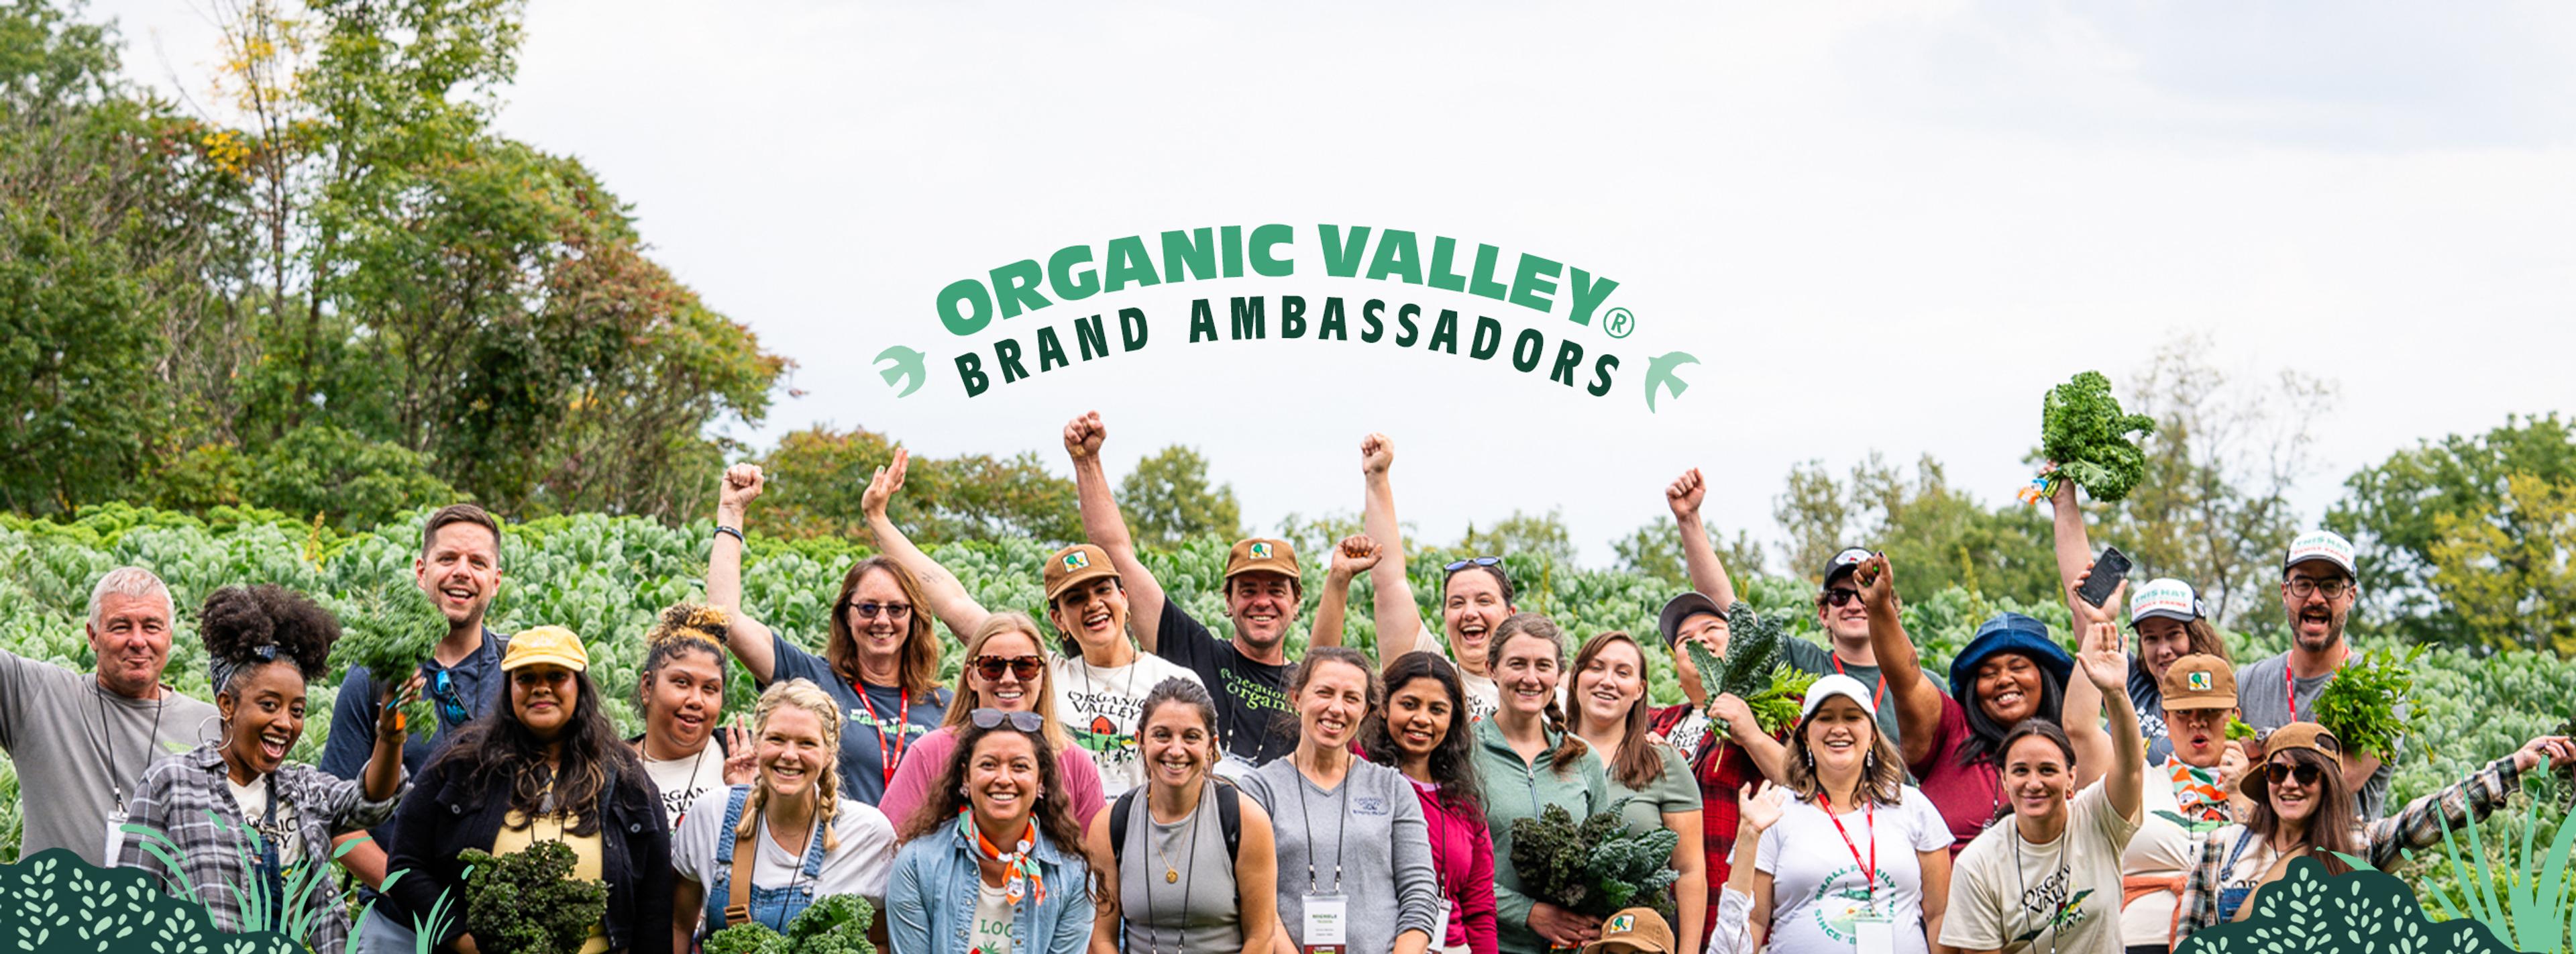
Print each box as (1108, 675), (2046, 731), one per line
(101, 805), (129, 862)
(1302, 892), (1348, 953)
(1431, 896), (1455, 953)
(1854, 911), (1896, 954)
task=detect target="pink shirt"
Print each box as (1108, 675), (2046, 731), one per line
(1909, 693), (2003, 856)
(1411, 778), (1499, 954)
(875, 726), (1108, 835)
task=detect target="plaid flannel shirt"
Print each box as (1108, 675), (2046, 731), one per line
(115, 741), (404, 952)
(2176, 753), (2525, 942)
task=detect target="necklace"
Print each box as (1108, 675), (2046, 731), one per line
(1149, 788), (1202, 884)
(93, 684), (166, 813)
(1138, 782), (1205, 954)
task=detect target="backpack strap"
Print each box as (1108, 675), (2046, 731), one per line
(1215, 778), (1241, 865)
(1108, 788), (1139, 869)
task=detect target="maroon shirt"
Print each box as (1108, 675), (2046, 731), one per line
(1650, 702), (1778, 940)
(1908, 692), (2003, 855)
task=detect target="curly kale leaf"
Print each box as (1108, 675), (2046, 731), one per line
(1690, 606), (1816, 739)
(458, 842), (609, 954)
(704, 922), (787, 954)
(1508, 804), (1591, 912)
(786, 894), (877, 954)
(2039, 370), (2156, 502)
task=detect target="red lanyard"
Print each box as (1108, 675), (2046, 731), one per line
(857, 684), (910, 786)
(1819, 792), (1878, 904)
(2284, 665), (2300, 723)
(1832, 655), (1888, 714)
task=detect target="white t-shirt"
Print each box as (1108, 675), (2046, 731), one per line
(2119, 757), (2233, 947)
(1411, 623), (1499, 724)
(671, 789), (896, 909)
(1757, 786), (1952, 954)
(972, 878), (1016, 954)
(644, 745), (731, 829)
(1942, 782), (2141, 954)
(1050, 652), (1203, 798)
(227, 774), (302, 862)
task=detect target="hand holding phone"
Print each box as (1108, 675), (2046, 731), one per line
(2077, 545), (2132, 608)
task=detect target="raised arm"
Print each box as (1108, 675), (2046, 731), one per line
(1309, 535), (1381, 650)
(1360, 433), (1430, 658)
(708, 463), (778, 682)
(1856, 555), (1943, 767)
(863, 448), (991, 641)
(1670, 468), (1739, 610)
(2047, 480), (2094, 619)
(2061, 578), (2120, 790)
(2076, 615), (2145, 823)
(1066, 412), (1168, 652)
(2363, 735), (2576, 867)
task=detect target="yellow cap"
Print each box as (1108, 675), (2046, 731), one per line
(502, 625), (590, 672)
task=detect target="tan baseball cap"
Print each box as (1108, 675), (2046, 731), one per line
(1582, 908), (1676, 954)
(2263, 722), (2344, 765)
(1222, 537), (1299, 583)
(2157, 653), (2237, 710)
(502, 625), (590, 672)
(1043, 544), (1118, 602)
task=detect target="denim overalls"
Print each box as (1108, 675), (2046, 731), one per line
(704, 785), (832, 932)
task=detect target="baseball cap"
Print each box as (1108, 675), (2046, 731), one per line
(1223, 538), (1299, 583)
(1821, 547), (1873, 587)
(2250, 722), (2345, 808)
(2284, 529), (2357, 578)
(1947, 613), (2074, 698)
(2129, 578), (2203, 626)
(1582, 908), (1676, 954)
(1656, 592), (1726, 647)
(1801, 674), (1876, 722)
(502, 625), (590, 672)
(2157, 653), (2236, 710)
(1043, 543), (1118, 602)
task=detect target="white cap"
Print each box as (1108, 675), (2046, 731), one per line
(2284, 529), (2357, 577)
(1800, 674), (1876, 722)
(2129, 578), (2202, 625)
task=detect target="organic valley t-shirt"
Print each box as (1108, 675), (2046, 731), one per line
(642, 745), (731, 829)
(1050, 652), (1203, 798)
(1151, 602), (1295, 770)
(1941, 780), (2140, 954)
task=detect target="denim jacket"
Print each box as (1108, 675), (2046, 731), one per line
(885, 823), (1089, 954)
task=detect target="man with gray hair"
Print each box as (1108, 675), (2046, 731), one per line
(0, 566), (220, 864)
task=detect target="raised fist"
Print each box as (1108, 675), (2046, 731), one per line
(718, 464), (765, 513)
(1329, 534), (1382, 578)
(1063, 411), (1106, 460)
(1361, 433), (1395, 477)
(1666, 468), (1707, 520)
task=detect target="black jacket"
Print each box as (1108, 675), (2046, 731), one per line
(384, 753), (674, 954)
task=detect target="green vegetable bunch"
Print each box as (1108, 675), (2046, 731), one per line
(2310, 645), (2419, 762)
(333, 582), (447, 736)
(2033, 370), (2157, 503)
(2226, 717), (2257, 741)
(698, 894), (877, 954)
(458, 842), (609, 954)
(1682, 603), (1819, 738)
(1508, 804), (1682, 920)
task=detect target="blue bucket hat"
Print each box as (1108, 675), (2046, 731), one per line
(1947, 612), (2074, 694)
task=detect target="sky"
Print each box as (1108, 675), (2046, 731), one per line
(90, 0), (2576, 568)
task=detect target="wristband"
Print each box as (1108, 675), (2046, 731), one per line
(715, 525), (745, 543)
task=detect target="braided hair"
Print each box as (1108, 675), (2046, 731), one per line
(1491, 612), (1589, 775)
(735, 679), (846, 852)
(199, 584), (340, 696)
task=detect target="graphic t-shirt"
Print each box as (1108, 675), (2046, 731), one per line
(1780, 639), (1949, 745)
(1408, 623), (1500, 724)
(766, 633), (952, 804)
(1942, 780), (2140, 954)
(971, 878), (1016, 954)
(1756, 786), (1953, 954)
(2234, 652), (2399, 820)
(226, 774), (303, 863)
(2121, 756), (2234, 947)
(1049, 652), (1203, 798)
(1151, 602), (1294, 770)
(643, 745), (731, 829)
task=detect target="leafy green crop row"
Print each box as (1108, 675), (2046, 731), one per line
(3, 505), (2570, 900)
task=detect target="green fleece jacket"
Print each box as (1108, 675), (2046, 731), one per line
(1473, 717), (1612, 954)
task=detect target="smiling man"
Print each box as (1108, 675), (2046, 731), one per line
(1066, 411), (1301, 774)
(319, 504), (512, 897)
(2234, 529), (2396, 820)
(0, 566), (220, 865)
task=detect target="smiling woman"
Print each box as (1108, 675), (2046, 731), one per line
(874, 613), (1107, 836)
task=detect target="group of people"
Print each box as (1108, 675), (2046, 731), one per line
(3, 413), (2572, 954)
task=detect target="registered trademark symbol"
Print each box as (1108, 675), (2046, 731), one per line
(1603, 307), (1636, 338)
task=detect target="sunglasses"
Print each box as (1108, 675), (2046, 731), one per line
(1821, 588), (1863, 608)
(1444, 556), (1504, 572)
(2266, 761), (2324, 787)
(973, 655), (1044, 682)
(969, 708), (1046, 733)
(429, 669), (470, 725)
(848, 601), (912, 620)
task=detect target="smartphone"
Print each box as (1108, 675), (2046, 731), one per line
(2078, 545), (2132, 607)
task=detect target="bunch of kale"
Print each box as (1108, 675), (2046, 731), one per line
(2034, 370), (2157, 503)
(702, 894), (877, 954)
(1509, 804), (1682, 920)
(1682, 602), (1818, 740)
(457, 842), (608, 954)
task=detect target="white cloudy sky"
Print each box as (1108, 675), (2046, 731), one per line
(92, 1), (2576, 567)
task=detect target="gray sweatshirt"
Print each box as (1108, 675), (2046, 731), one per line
(1242, 756), (1443, 954)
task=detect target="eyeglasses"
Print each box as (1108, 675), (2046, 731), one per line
(2285, 578), (2352, 600)
(969, 708), (1046, 733)
(848, 601), (913, 620)
(1821, 588), (1862, 608)
(1443, 556), (1504, 572)
(429, 669), (470, 725)
(2266, 761), (2323, 787)
(973, 655), (1044, 682)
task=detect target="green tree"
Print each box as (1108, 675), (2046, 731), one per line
(1613, 519), (1765, 588)
(1117, 445), (1244, 549)
(1772, 460), (1853, 578)
(244, 425), (457, 530)
(753, 426), (1080, 545)
(2424, 473), (2576, 657)
(1460, 509), (1578, 571)
(2328, 413), (2576, 652)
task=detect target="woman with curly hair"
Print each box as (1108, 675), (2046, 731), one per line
(1364, 650), (1497, 954)
(669, 680), (897, 949)
(118, 585), (409, 952)
(382, 627), (672, 954)
(633, 604), (756, 828)
(885, 710), (1093, 954)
